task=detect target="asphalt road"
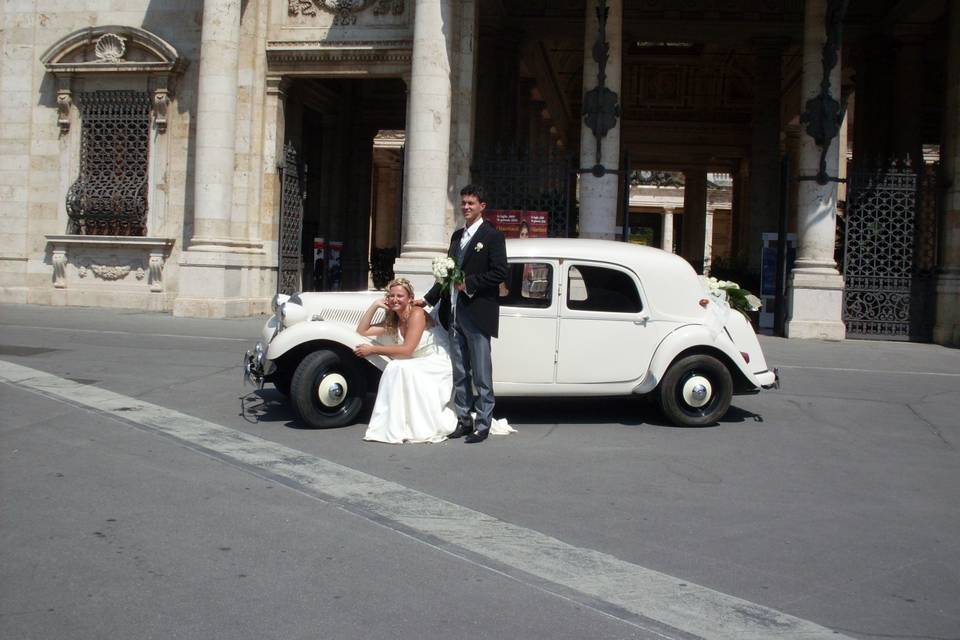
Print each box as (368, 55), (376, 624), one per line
(1, 303), (958, 640)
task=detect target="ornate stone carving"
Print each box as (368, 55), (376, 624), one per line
(152, 87), (169, 133)
(52, 249), (67, 288)
(94, 33), (126, 62)
(289, 0), (405, 22)
(148, 252), (164, 292)
(90, 264), (132, 280)
(135, 266), (145, 280)
(56, 90), (72, 134)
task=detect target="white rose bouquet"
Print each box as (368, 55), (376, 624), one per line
(431, 256), (465, 293)
(703, 276), (762, 316)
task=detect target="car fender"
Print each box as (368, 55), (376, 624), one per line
(634, 323), (758, 394)
(266, 322), (390, 371)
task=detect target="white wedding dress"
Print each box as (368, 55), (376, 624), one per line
(363, 314), (515, 444)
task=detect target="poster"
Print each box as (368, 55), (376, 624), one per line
(482, 210), (549, 238)
(758, 232), (797, 329)
(313, 238), (343, 291)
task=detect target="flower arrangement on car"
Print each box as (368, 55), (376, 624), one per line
(431, 256), (464, 293)
(703, 276), (762, 316)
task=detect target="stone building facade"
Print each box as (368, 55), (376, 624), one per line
(0, 0), (956, 346)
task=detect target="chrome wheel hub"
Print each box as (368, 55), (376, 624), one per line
(681, 375), (712, 408)
(317, 373), (348, 408)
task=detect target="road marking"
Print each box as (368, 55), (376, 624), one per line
(0, 359), (851, 640)
(776, 364), (960, 378)
(0, 324), (250, 342)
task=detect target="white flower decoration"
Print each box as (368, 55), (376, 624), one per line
(475, 242), (484, 251)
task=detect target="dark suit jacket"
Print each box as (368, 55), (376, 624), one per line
(424, 220), (508, 338)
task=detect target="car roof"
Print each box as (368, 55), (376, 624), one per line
(506, 238), (691, 274)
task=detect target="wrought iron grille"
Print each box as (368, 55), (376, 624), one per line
(843, 160), (935, 341)
(278, 141), (305, 295)
(473, 145), (575, 238)
(66, 90), (150, 236)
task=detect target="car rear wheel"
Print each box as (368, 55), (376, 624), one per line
(658, 354), (732, 427)
(290, 350), (366, 428)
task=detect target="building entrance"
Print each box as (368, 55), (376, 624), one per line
(284, 78), (406, 292)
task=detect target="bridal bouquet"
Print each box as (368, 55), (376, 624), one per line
(703, 276), (762, 316)
(432, 256), (464, 293)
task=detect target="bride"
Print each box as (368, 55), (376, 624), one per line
(353, 278), (512, 444)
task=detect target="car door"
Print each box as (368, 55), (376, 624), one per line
(492, 259), (558, 385)
(555, 261), (667, 384)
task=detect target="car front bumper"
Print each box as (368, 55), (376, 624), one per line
(243, 341), (273, 387)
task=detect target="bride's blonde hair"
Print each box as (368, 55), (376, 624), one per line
(383, 277), (415, 337)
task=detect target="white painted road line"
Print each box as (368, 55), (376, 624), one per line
(0, 324), (250, 342)
(0, 359), (852, 640)
(776, 364), (960, 377)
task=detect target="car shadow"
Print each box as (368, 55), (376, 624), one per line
(240, 389), (764, 431)
(239, 388), (375, 430)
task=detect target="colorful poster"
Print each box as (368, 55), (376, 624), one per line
(482, 210), (549, 238)
(313, 238), (344, 291)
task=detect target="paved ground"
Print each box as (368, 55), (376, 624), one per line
(0, 303), (958, 640)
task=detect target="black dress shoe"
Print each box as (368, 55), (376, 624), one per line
(464, 429), (489, 444)
(448, 420), (472, 439)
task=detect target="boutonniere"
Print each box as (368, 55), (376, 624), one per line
(475, 242), (484, 251)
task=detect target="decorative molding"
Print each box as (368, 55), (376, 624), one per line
(289, 0), (405, 22)
(52, 248), (67, 288)
(56, 86), (73, 134)
(266, 40), (412, 69)
(148, 253), (164, 292)
(90, 264), (132, 281)
(94, 33), (126, 62)
(41, 26), (185, 134)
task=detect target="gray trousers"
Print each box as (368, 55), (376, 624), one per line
(449, 302), (495, 432)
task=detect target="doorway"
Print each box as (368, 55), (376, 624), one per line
(284, 78), (406, 292)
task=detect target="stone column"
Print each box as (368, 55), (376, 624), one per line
(393, 0), (455, 294)
(661, 208), (674, 253)
(785, 0), (846, 340)
(748, 42), (783, 273)
(680, 166), (708, 273)
(934, 3), (960, 346)
(174, 0), (270, 317)
(578, 0), (622, 239)
(190, 0), (242, 245)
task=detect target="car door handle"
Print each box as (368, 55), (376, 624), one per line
(634, 313), (650, 325)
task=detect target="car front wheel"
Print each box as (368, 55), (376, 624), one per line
(290, 350), (366, 428)
(658, 354), (732, 427)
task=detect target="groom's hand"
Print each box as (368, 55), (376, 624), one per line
(413, 298), (427, 307)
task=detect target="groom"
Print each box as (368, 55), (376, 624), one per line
(423, 184), (508, 443)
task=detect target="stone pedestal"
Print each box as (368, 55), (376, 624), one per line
(578, 0), (622, 239)
(785, 0), (845, 340)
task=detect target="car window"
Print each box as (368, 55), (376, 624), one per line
(500, 262), (552, 308)
(566, 264), (642, 313)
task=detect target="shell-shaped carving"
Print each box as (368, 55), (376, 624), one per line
(94, 33), (126, 62)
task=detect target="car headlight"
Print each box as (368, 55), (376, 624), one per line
(281, 301), (308, 328)
(272, 293), (290, 314)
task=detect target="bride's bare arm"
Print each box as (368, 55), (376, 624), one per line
(354, 307), (426, 359)
(356, 298), (389, 337)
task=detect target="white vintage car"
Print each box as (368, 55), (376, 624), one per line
(244, 239), (778, 429)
